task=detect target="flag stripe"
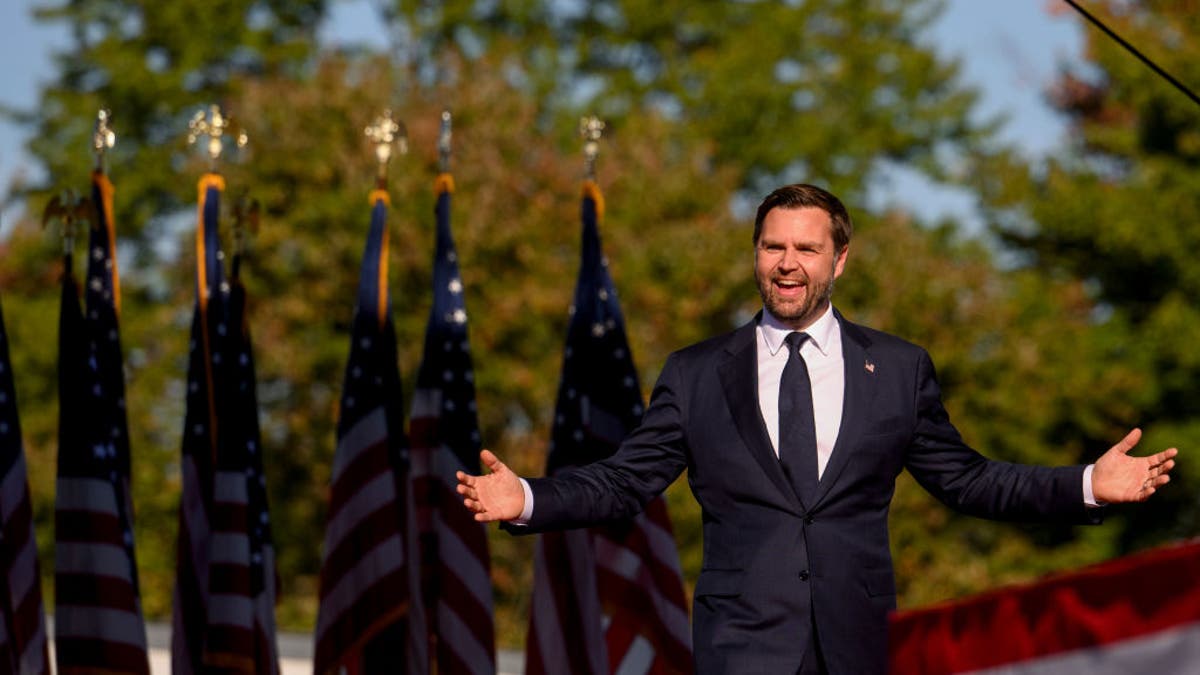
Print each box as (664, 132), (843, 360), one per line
(889, 540), (1200, 675)
(527, 180), (692, 674)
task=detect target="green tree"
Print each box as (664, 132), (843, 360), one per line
(971, 0), (1200, 554)
(4, 0), (1164, 648)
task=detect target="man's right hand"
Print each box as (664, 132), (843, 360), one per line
(456, 449), (526, 522)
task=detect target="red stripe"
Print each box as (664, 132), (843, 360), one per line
(54, 574), (140, 613)
(207, 562), (252, 595)
(55, 509), (123, 543)
(314, 571), (409, 673)
(530, 531), (603, 675)
(55, 637), (149, 675)
(889, 540), (1200, 674)
(326, 439), (391, 515)
(596, 568), (692, 667)
(319, 505), (403, 587)
(435, 561), (493, 652)
(434, 481), (491, 563)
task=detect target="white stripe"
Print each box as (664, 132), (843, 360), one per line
(55, 477), (119, 516)
(55, 542), (134, 582)
(409, 387), (441, 420)
(966, 621), (1200, 675)
(1, 453), (30, 521)
(593, 536), (691, 649)
(331, 408), (387, 481)
(612, 635), (655, 675)
(314, 534), (405, 639)
(213, 471), (248, 503)
(54, 605), (148, 649)
(207, 593), (254, 629)
(434, 512), (492, 610)
(208, 532), (250, 565)
(321, 472), (395, 555)
(437, 603), (493, 675)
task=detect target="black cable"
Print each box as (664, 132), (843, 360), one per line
(1062, 0), (1200, 108)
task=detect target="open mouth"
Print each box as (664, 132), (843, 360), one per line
(774, 278), (806, 296)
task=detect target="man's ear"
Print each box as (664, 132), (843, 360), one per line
(834, 245), (849, 279)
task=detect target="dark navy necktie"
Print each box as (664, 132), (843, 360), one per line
(779, 331), (818, 505)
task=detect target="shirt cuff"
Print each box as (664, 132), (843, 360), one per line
(1082, 464), (1101, 506)
(508, 477), (534, 525)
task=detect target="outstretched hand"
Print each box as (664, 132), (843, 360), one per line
(1092, 428), (1178, 504)
(456, 449), (526, 522)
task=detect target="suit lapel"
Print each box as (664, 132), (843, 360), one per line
(811, 312), (878, 507)
(717, 320), (803, 513)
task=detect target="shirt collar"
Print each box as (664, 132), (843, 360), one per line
(760, 304), (838, 357)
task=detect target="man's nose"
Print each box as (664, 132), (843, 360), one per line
(779, 249), (800, 270)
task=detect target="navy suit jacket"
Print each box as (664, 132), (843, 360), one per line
(518, 311), (1100, 674)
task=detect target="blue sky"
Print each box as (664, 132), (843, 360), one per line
(0, 1), (1085, 225)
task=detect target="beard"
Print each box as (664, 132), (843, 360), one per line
(756, 267), (835, 329)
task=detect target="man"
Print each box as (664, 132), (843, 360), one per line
(456, 184), (1178, 674)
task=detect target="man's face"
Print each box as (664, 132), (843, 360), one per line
(754, 206), (847, 330)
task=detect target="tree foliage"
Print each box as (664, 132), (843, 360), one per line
(971, 0), (1200, 554)
(3, 0), (1191, 647)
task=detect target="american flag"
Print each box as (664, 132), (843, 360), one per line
(172, 173), (280, 674)
(314, 190), (428, 675)
(526, 180), (693, 675)
(409, 173), (496, 674)
(0, 296), (50, 674)
(54, 170), (150, 674)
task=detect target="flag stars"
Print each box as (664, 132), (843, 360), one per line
(92, 246), (104, 261)
(344, 396), (355, 409)
(93, 444), (106, 459)
(633, 404), (644, 416)
(592, 323), (605, 337)
(0, 422), (8, 434)
(573, 429), (584, 442)
(623, 376), (635, 388)
(90, 278), (103, 292)
(443, 370), (454, 382)
(360, 337), (371, 349)
(194, 424), (205, 436)
(448, 278), (463, 294)
(598, 288), (609, 301)
(614, 348), (626, 359)
(451, 309), (467, 324)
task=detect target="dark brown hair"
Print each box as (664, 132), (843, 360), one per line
(753, 183), (853, 251)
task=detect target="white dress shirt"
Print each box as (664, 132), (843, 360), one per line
(758, 305), (843, 478)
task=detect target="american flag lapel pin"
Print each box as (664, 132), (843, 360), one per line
(864, 359), (875, 374)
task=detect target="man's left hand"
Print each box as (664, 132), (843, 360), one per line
(1092, 428), (1178, 503)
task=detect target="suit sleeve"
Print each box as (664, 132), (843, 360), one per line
(903, 349), (1102, 525)
(512, 353), (690, 534)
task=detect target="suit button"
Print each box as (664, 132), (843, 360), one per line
(804, 515), (815, 525)
(798, 570), (810, 581)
